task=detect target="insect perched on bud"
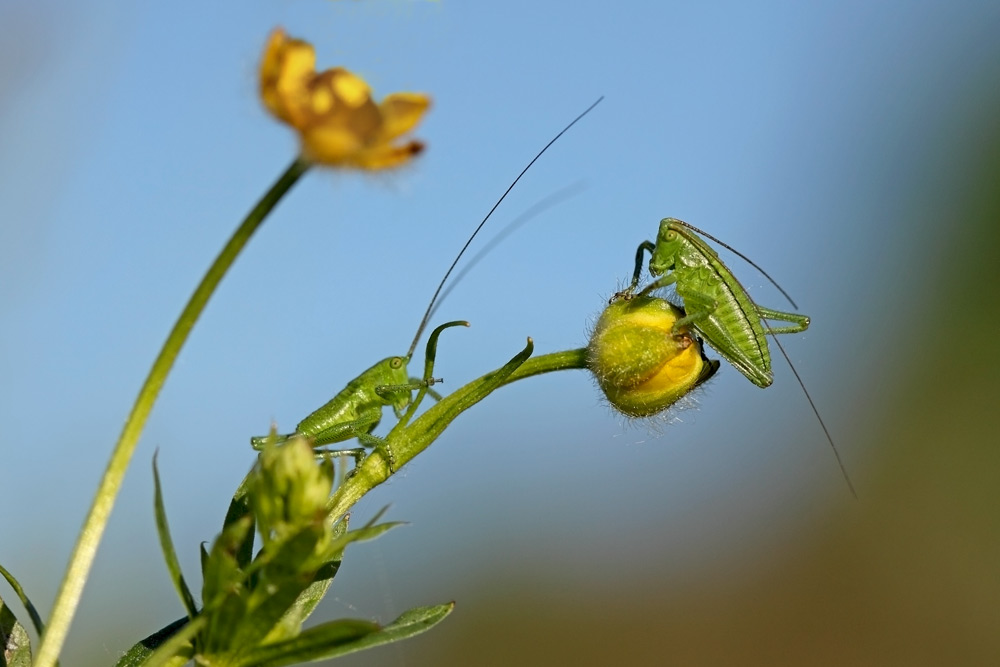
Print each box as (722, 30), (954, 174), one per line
(586, 295), (719, 418)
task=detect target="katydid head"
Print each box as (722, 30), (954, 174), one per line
(648, 218), (686, 277)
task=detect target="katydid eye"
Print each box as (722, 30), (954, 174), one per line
(389, 357), (404, 369)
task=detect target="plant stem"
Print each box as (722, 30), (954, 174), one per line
(35, 157), (310, 667)
(501, 347), (588, 384)
(326, 347), (589, 520)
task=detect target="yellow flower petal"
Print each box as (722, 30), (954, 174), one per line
(330, 70), (372, 108)
(259, 29), (317, 125)
(299, 126), (366, 165)
(350, 141), (426, 170)
(377, 93), (432, 141)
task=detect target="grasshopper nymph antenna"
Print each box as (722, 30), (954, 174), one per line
(251, 97), (602, 466)
(430, 181), (588, 321)
(405, 96), (604, 360)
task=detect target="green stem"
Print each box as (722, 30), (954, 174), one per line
(501, 347), (588, 384)
(35, 157), (310, 667)
(326, 346), (589, 520)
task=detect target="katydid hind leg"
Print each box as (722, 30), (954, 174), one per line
(756, 305), (810, 334)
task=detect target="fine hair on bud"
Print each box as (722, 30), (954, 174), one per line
(586, 295), (720, 418)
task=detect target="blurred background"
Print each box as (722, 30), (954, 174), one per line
(2, 1), (999, 664)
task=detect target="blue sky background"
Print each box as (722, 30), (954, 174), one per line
(2, 1), (999, 663)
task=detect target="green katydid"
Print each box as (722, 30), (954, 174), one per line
(623, 217), (856, 496)
(250, 97), (603, 465)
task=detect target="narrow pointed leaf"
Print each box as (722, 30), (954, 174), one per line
(113, 616), (188, 667)
(263, 559), (341, 644)
(131, 615), (205, 667)
(237, 603), (454, 667)
(152, 455), (198, 618)
(224, 467), (257, 569)
(232, 618), (378, 667)
(321, 521), (404, 562)
(0, 563), (44, 638)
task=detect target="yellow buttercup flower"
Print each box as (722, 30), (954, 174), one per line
(260, 29), (430, 169)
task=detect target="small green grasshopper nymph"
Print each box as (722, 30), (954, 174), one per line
(623, 217), (855, 496)
(248, 355), (428, 454)
(250, 98), (603, 465)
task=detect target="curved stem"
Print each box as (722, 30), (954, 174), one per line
(501, 347), (588, 384)
(326, 346), (589, 520)
(35, 157), (310, 667)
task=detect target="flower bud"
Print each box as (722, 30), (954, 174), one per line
(587, 296), (719, 417)
(253, 436), (334, 542)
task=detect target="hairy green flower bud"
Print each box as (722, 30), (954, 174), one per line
(253, 436), (334, 542)
(587, 295), (719, 417)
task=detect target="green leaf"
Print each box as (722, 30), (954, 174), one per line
(225, 529), (328, 654)
(127, 615), (205, 667)
(0, 563), (44, 638)
(1, 591), (32, 667)
(224, 467), (257, 570)
(320, 520), (403, 562)
(152, 454), (198, 619)
(200, 516), (253, 655)
(201, 514), (253, 606)
(113, 616), (188, 667)
(339, 603), (454, 655)
(262, 559), (340, 645)
(234, 603), (453, 667)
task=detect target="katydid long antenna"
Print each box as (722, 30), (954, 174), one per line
(768, 332), (857, 498)
(670, 219), (856, 497)
(671, 219), (800, 310)
(405, 96), (604, 359)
